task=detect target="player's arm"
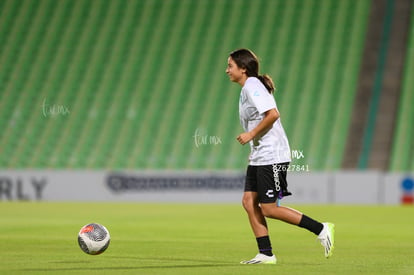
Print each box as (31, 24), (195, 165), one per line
(237, 108), (279, 145)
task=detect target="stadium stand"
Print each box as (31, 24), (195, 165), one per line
(390, 5), (414, 172)
(0, 0), (371, 170)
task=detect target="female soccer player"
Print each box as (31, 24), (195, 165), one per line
(226, 48), (335, 264)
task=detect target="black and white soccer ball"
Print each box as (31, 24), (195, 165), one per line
(77, 223), (110, 255)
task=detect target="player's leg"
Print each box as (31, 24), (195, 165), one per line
(257, 164), (335, 258)
(260, 203), (322, 234)
(243, 166), (268, 237)
(258, 164), (323, 231)
(240, 166), (276, 264)
(260, 203), (302, 225)
(259, 203), (335, 258)
(242, 191), (268, 237)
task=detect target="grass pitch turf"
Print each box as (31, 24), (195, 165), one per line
(0, 202), (413, 274)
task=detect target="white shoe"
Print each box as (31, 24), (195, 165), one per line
(317, 222), (335, 258)
(240, 253), (277, 264)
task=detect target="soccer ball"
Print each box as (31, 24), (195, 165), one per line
(77, 223), (110, 255)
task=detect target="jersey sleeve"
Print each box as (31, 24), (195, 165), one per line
(244, 85), (276, 115)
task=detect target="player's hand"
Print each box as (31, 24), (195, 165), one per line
(237, 132), (253, 145)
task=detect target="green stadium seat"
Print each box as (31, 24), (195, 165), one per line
(0, 0), (371, 171)
(390, 4), (414, 172)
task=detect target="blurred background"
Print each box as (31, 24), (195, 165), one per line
(0, 0), (413, 203)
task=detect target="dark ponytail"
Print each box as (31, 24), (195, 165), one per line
(257, 74), (275, 94)
(229, 48), (275, 94)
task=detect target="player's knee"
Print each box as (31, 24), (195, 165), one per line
(242, 195), (254, 213)
(260, 203), (274, 218)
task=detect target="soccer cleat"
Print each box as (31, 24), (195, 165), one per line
(317, 222), (335, 258)
(240, 253), (277, 264)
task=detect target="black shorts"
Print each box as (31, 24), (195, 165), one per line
(244, 162), (292, 203)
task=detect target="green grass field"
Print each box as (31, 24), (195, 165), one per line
(1, 202), (413, 274)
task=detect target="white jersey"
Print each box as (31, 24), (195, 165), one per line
(239, 77), (291, 165)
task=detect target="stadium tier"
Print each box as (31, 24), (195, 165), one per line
(390, 4), (414, 172)
(0, 0), (371, 170)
